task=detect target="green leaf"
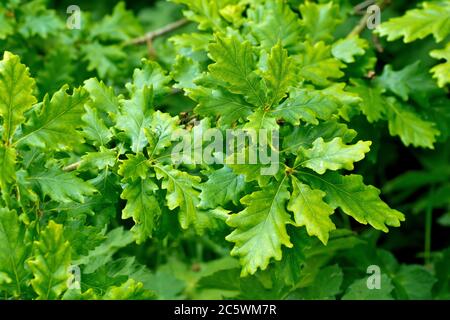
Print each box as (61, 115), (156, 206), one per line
(29, 167), (96, 203)
(291, 264), (343, 299)
(299, 1), (341, 43)
(146, 111), (179, 158)
(19, 86), (90, 150)
(386, 99), (440, 149)
(297, 137), (371, 174)
(0, 51), (37, 143)
(348, 79), (385, 123)
(18, 1), (62, 38)
(248, 0), (302, 50)
(80, 147), (116, 171)
(303, 172), (405, 232)
(0, 144), (16, 190)
(0, 8), (14, 40)
(264, 42), (295, 107)
(91, 2), (143, 41)
(76, 228), (134, 274)
(226, 178), (293, 276)
(102, 279), (154, 300)
(171, 55), (201, 90)
(199, 166), (246, 209)
(430, 43), (450, 88)
(208, 35), (266, 107)
(0, 208), (31, 298)
(84, 78), (120, 114)
(82, 106), (113, 147)
(394, 265), (436, 300)
(375, 62), (440, 103)
(244, 109), (278, 130)
(297, 41), (344, 86)
(332, 36), (368, 64)
(192, 87), (254, 126)
(116, 86), (153, 153)
(121, 178), (161, 243)
(28, 221), (71, 300)
(376, 2), (450, 43)
(282, 120), (357, 155)
(154, 164), (201, 229)
(118, 153), (150, 181)
(82, 43), (127, 79)
(287, 177), (335, 244)
(128, 60), (172, 98)
(173, 0), (227, 31)
(342, 274), (394, 300)
(272, 88), (339, 125)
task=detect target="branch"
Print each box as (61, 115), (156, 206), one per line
(349, 0), (391, 37)
(127, 18), (190, 45)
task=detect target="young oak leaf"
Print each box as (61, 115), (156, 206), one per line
(84, 78), (120, 114)
(118, 153), (150, 182)
(127, 60), (171, 98)
(282, 119), (358, 155)
(82, 106), (113, 147)
(226, 178), (293, 276)
(198, 166), (246, 209)
(0, 51), (37, 143)
(0, 208), (32, 298)
(248, 0), (302, 51)
(82, 42), (127, 79)
(0, 144), (16, 190)
(121, 178), (161, 244)
(287, 176), (335, 244)
(376, 1), (450, 43)
(297, 137), (372, 174)
(331, 36), (368, 64)
(348, 79), (386, 123)
(303, 172), (405, 232)
(29, 167), (96, 203)
(173, 0), (228, 31)
(296, 41), (344, 86)
(191, 87), (254, 127)
(19, 85), (90, 150)
(375, 62), (440, 104)
(299, 1), (341, 43)
(208, 35), (267, 107)
(430, 43), (450, 88)
(28, 221), (71, 300)
(116, 86), (153, 153)
(263, 42), (295, 107)
(386, 98), (440, 149)
(146, 111), (180, 159)
(272, 88), (340, 126)
(154, 164), (201, 230)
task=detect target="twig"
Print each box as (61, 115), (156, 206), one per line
(354, 0), (376, 14)
(63, 161), (81, 172)
(127, 18), (190, 45)
(349, 0), (391, 37)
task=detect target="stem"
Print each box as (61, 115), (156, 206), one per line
(349, 0), (391, 37)
(127, 18), (190, 45)
(63, 161), (81, 172)
(424, 186), (434, 266)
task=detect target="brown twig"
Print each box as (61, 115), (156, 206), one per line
(349, 0), (391, 37)
(127, 18), (190, 46)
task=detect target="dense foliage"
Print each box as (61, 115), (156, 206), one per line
(0, 0), (449, 300)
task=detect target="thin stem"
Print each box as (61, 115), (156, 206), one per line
(424, 186), (434, 266)
(63, 161), (81, 172)
(349, 0), (391, 37)
(126, 18), (190, 45)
